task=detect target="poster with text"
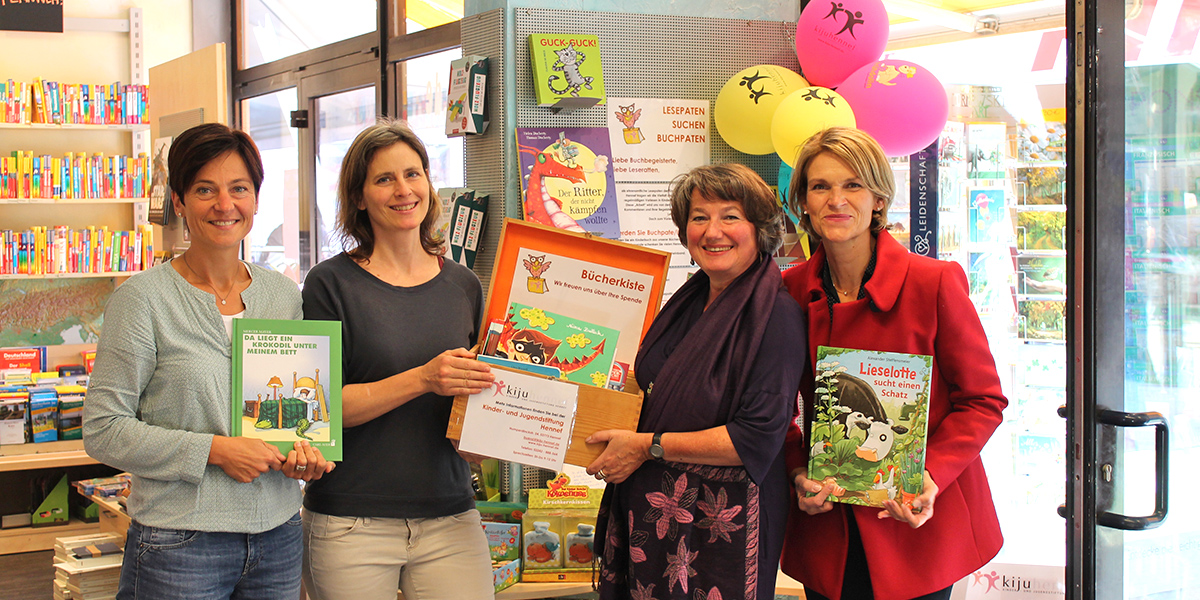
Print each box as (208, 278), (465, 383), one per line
(606, 98), (711, 298)
(516, 127), (620, 239)
(458, 369), (579, 471)
(506, 248), (655, 375)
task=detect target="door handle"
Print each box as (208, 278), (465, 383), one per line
(1095, 409), (1169, 530)
(1055, 406), (1169, 529)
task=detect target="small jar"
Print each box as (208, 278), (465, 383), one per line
(564, 523), (595, 567)
(523, 521), (561, 568)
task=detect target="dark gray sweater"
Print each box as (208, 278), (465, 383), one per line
(301, 253), (482, 518)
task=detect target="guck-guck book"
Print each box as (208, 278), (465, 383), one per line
(232, 319), (343, 461)
(807, 346), (932, 508)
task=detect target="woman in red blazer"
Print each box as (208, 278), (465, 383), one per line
(779, 128), (1007, 600)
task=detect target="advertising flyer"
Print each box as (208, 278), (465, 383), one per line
(458, 369), (580, 472)
(606, 98), (711, 298)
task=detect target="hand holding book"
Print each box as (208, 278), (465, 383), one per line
(792, 468), (838, 515)
(877, 470), (938, 529)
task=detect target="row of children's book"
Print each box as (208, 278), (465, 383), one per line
(0, 224), (154, 276)
(2, 151), (151, 201)
(0, 347), (92, 446)
(0, 382), (86, 445)
(2, 79), (148, 126)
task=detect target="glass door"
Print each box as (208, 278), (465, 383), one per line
(1072, 0), (1197, 597)
(297, 63), (377, 277)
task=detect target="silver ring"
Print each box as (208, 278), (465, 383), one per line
(596, 469), (606, 480)
(295, 465), (307, 472)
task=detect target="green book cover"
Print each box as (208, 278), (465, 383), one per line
(495, 302), (619, 388)
(807, 347), (932, 508)
(231, 318), (343, 461)
(528, 34), (606, 110)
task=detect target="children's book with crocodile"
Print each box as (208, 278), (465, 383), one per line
(492, 302), (619, 389)
(807, 346), (932, 508)
(232, 319), (343, 460)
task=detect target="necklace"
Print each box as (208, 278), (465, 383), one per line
(182, 252), (236, 306)
(832, 280), (856, 298)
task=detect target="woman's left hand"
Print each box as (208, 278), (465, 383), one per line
(282, 440), (335, 482)
(878, 470), (938, 528)
(584, 429), (651, 484)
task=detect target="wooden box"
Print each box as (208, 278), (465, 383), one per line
(446, 219), (669, 467)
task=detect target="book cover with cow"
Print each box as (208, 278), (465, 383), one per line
(807, 346), (933, 508)
(231, 319), (343, 461)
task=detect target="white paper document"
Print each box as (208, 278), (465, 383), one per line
(458, 370), (580, 471)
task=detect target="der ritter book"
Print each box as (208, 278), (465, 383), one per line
(232, 319), (343, 460)
(807, 347), (932, 508)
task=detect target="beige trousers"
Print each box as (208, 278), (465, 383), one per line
(301, 508), (494, 600)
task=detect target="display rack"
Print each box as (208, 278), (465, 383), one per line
(0, 9), (144, 554)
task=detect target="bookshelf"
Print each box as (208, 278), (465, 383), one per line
(0, 9), (145, 554)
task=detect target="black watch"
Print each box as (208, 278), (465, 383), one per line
(648, 432), (664, 460)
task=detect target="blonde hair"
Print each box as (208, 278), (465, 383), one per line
(786, 127), (895, 242)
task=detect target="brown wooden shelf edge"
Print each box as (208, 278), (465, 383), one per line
(0, 518), (99, 556)
(0, 440), (99, 473)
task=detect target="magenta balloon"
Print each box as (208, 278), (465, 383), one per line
(837, 60), (950, 157)
(795, 0), (889, 88)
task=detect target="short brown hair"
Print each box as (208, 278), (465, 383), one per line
(787, 127), (895, 242)
(668, 163), (784, 254)
(168, 123), (264, 203)
(336, 118), (443, 261)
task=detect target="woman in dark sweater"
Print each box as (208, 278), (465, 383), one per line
(300, 118), (495, 600)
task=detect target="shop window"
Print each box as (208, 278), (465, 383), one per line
(405, 0), (464, 34)
(241, 0), (376, 69)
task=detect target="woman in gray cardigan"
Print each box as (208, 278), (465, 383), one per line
(84, 123), (332, 600)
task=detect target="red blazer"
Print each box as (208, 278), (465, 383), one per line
(780, 231), (1006, 600)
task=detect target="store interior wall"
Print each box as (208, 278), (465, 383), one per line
(0, 0), (194, 84)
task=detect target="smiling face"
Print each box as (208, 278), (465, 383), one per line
(686, 192), (760, 290)
(358, 142), (432, 236)
(172, 151), (256, 252)
(802, 152), (884, 248)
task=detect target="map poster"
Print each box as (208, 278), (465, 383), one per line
(232, 318), (343, 460)
(0, 279), (112, 347)
(458, 368), (579, 471)
(516, 127), (620, 239)
(605, 98), (711, 299)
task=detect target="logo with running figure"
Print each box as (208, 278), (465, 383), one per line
(821, 1), (867, 39)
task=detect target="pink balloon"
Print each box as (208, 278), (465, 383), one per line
(836, 59), (950, 157)
(795, 0), (889, 88)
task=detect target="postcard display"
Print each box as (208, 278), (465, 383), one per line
(888, 86), (1069, 566)
(447, 219), (669, 472)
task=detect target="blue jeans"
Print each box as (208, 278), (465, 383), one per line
(117, 513), (303, 600)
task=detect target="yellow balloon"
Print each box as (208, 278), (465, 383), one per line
(715, 65), (807, 155)
(771, 87), (857, 167)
